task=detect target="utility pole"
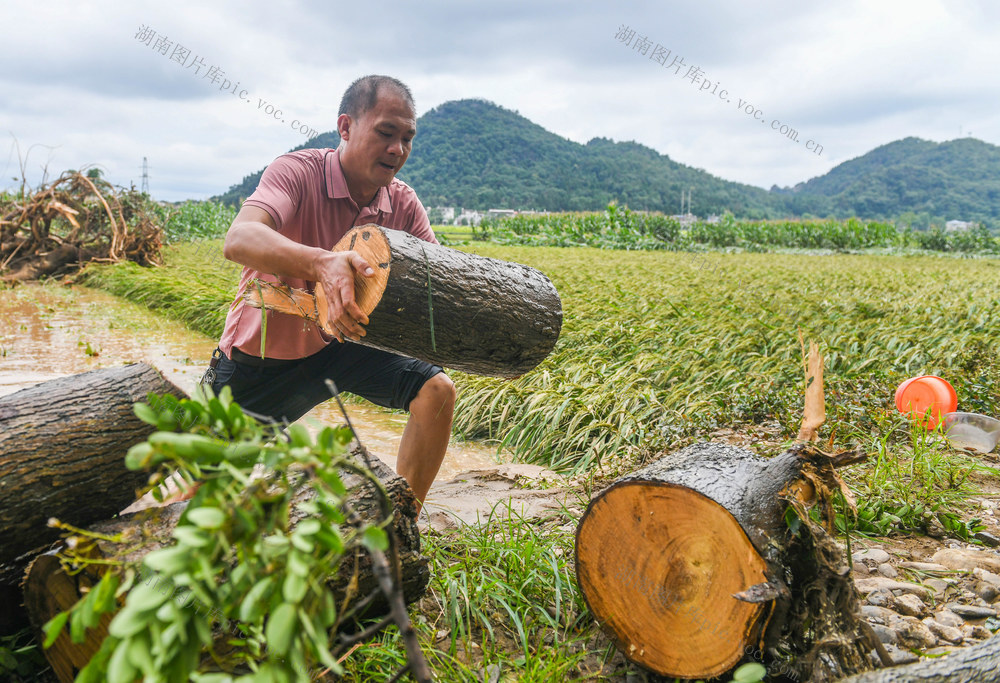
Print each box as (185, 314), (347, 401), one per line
(141, 157), (149, 195)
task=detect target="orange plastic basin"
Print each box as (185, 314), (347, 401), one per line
(895, 376), (957, 429)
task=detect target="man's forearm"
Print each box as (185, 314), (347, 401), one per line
(223, 220), (325, 282)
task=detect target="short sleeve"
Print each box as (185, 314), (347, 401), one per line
(242, 154), (307, 233)
(406, 200), (438, 245)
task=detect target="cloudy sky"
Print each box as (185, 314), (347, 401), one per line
(2, 0), (997, 202)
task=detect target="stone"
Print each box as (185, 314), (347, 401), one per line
(861, 605), (899, 625)
(923, 578), (956, 595)
(931, 548), (1000, 573)
(934, 610), (965, 629)
(852, 561), (869, 575)
(897, 561), (950, 573)
(870, 623), (898, 645)
(857, 548), (891, 564)
(879, 644), (920, 665)
(865, 588), (897, 609)
(972, 567), (1000, 588)
(974, 531), (1000, 548)
(922, 618), (964, 644)
(877, 563), (898, 579)
(893, 593), (928, 617)
(945, 603), (998, 620)
(893, 620), (938, 649)
(968, 625), (993, 639)
(854, 577), (932, 598)
(972, 580), (1000, 603)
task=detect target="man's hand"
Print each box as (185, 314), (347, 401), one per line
(314, 250), (375, 342)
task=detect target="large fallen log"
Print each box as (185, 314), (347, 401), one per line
(23, 451), (428, 682)
(0, 363), (185, 586)
(244, 224), (562, 378)
(838, 634), (1000, 683)
(575, 442), (877, 682)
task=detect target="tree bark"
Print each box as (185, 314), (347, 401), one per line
(575, 442), (876, 682)
(838, 635), (1000, 683)
(0, 363), (185, 585)
(22, 451), (428, 683)
(245, 224), (563, 378)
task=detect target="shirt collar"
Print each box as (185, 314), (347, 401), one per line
(325, 148), (394, 215)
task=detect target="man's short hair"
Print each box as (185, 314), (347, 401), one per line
(338, 75), (415, 119)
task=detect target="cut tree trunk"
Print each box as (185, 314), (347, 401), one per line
(22, 451), (427, 683)
(244, 224), (562, 378)
(575, 442), (877, 682)
(0, 363), (185, 586)
(838, 634), (1000, 683)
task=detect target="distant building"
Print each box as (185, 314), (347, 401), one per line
(454, 209), (483, 226)
(486, 209), (518, 220)
(945, 220), (976, 232)
(671, 213), (697, 227)
(433, 206), (456, 222)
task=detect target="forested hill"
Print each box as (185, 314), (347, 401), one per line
(774, 137), (1000, 224)
(215, 100), (999, 224)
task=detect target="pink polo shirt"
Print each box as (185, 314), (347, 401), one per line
(218, 148), (437, 360)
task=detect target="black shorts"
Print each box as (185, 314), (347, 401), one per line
(210, 341), (444, 424)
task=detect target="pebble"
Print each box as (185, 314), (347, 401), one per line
(894, 593), (928, 617)
(870, 623), (898, 645)
(972, 580), (1000, 603)
(866, 588), (897, 609)
(973, 532), (1000, 548)
(932, 548), (1000, 573)
(857, 548), (891, 564)
(893, 620), (938, 650)
(934, 610), (965, 629)
(972, 567), (1000, 588)
(968, 625), (992, 639)
(852, 561), (869, 575)
(877, 563), (899, 578)
(897, 561), (950, 573)
(855, 577), (932, 598)
(861, 605), (899, 624)
(922, 618), (964, 644)
(876, 644), (919, 665)
(923, 578), (955, 594)
(945, 603), (998, 620)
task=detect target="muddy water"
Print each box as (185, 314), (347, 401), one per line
(0, 283), (505, 479)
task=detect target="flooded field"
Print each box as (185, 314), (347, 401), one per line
(0, 282), (505, 480)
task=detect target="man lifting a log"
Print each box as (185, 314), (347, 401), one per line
(207, 74), (455, 507)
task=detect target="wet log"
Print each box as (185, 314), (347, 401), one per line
(0, 363), (185, 586)
(22, 452), (428, 683)
(838, 634), (1000, 683)
(575, 442), (876, 682)
(244, 224), (562, 378)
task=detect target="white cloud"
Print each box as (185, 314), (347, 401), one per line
(0, 0), (996, 201)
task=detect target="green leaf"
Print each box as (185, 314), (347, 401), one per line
(106, 639), (138, 683)
(239, 576), (275, 623)
(143, 547), (190, 574)
(186, 506), (227, 530)
(362, 526), (389, 552)
(733, 662), (767, 682)
(42, 611), (69, 648)
(133, 401), (159, 426)
(265, 602), (298, 656)
(283, 573), (307, 603)
(172, 525), (211, 548)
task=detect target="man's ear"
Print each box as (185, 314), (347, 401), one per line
(337, 113), (352, 141)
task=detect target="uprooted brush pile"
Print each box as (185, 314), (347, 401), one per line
(0, 172), (163, 281)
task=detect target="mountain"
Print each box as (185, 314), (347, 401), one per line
(214, 100), (999, 225)
(775, 137), (1000, 224)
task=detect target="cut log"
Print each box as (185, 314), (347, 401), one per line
(0, 363), (186, 586)
(838, 634), (1000, 683)
(575, 442), (876, 682)
(244, 224), (562, 378)
(23, 451), (428, 683)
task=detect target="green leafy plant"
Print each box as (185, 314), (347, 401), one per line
(42, 386), (394, 682)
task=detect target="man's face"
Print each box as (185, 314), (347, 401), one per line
(339, 90), (416, 201)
